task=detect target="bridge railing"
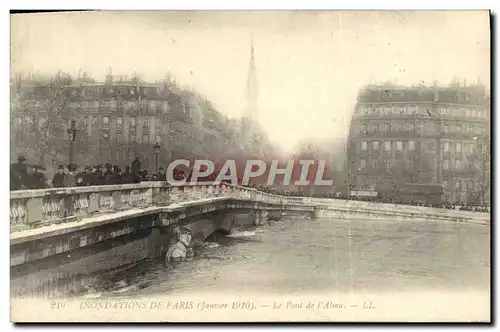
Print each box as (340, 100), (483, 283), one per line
(10, 182), (309, 231)
(10, 182), (490, 232)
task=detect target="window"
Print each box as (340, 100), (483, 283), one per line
(360, 159), (366, 169)
(156, 123), (162, 133)
(102, 116), (109, 129)
(403, 123), (409, 132)
(361, 141), (368, 151)
(443, 123), (448, 133)
(156, 135), (162, 143)
(396, 123), (402, 132)
(148, 101), (156, 111)
(102, 131), (109, 140)
(130, 132), (136, 142)
(466, 109), (472, 117)
(142, 134), (149, 143)
(362, 107), (368, 115)
(371, 159), (379, 169)
(385, 159), (391, 172)
(102, 100), (111, 109)
(130, 117), (136, 128)
(396, 141), (403, 151)
(456, 143), (462, 153)
(443, 159), (449, 170)
(409, 123), (415, 132)
(455, 180), (461, 190)
(372, 123), (379, 133)
(411, 106), (418, 115)
(466, 144), (474, 156)
(384, 141), (391, 151)
(384, 123), (391, 132)
(143, 118), (150, 128)
(444, 142), (450, 152)
(116, 117), (123, 129)
(373, 141), (380, 151)
(374, 107), (380, 115)
(116, 133), (124, 143)
(408, 157), (414, 171)
(409, 140), (415, 151)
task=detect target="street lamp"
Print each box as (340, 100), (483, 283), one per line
(154, 142), (161, 173)
(67, 120), (77, 165)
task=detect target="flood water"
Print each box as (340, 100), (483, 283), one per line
(81, 216), (490, 298)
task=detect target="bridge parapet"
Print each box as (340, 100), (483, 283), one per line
(10, 182), (302, 232)
(10, 182), (489, 233)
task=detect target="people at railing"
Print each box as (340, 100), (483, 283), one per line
(9, 155), (490, 213)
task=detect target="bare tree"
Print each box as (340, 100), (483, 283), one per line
(12, 72), (78, 167)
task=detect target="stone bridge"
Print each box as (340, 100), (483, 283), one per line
(10, 182), (490, 298)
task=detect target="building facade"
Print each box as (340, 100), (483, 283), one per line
(10, 71), (268, 176)
(347, 82), (490, 205)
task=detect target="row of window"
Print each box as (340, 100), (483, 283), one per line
(359, 140), (483, 156)
(26, 99), (169, 112)
(358, 158), (416, 172)
(442, 141), (482, 155)
(360, 140), (419, 152)
(357, 105), (488, 118)
(358, 121), (487, 135)
(102, 131), (162, 145)
(100, 116), (162, 133)
(357, 155), (479, 172)
(442, 179), (478, 192)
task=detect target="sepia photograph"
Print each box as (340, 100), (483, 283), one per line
(9, 10), (491, 322)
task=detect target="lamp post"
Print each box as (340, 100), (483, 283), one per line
(67, 120), (77, 165)
(154, 142), (161, 173)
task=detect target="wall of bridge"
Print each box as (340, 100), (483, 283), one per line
(9, 182), (488, 298)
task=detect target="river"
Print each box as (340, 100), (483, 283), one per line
(81, 216), (490, 299)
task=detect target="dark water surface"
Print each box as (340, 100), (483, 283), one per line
(83, 217), (490, 298)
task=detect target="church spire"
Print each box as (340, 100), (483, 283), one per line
(245, 35), (258, 120)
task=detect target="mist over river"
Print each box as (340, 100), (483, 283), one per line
(79, 216), (490, 299)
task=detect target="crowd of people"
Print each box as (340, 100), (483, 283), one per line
(10, 155), (489, 213)
(9, 155), (172, 191)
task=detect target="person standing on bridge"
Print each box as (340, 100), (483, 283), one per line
(52, 165), (66, 188)
(131, 156), (141, 183)
(10, 155), (28, 191)
(155, 167), (167, 181)
(31, 165), (48, 189)
(63, 163), (77, 187)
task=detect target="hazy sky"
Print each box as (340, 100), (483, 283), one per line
(11, 11), (490, 151)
